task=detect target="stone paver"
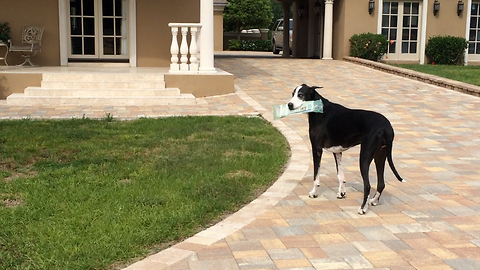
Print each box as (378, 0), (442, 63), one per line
(2, 52), (480, 269)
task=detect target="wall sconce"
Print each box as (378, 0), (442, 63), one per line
(298, 3), (306, 19)
(314, 0), (322, 15)
(457, 0), (464, 16)
(369, 0), (375, 15)
(433, 0), (440, 15)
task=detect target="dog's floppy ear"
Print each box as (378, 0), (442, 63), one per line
(309, 85), (323, 93)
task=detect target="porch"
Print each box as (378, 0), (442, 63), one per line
(0, 63), (234, 106)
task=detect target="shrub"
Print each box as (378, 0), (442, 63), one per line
(0, 22), (10, 43)
(228, 40), (272, 51)
(349, 33), (388, 61)
(425, 36), (468, 65)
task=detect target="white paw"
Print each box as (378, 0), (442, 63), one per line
(337, 192), (346, 199)
(309, 191), (318, 198)
(358, 207), (366, 215)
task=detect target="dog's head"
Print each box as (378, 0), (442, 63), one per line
(288, 84), (323, 110)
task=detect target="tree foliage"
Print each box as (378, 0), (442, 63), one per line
(224, 0), (274, 32)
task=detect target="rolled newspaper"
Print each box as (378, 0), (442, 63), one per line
(273, 100), (323, 120)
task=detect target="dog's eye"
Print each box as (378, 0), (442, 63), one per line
(298, 93), (303, 98)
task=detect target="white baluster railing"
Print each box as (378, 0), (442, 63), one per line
(168, 23), (202, 73)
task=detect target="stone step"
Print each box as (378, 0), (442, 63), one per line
(24, 87), (180, 97)
(6, 93), (196, 106)
(41, 72), (165, 82)
(41, 80), (167, 89)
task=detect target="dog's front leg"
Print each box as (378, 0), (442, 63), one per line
(334, 153), (347, 199)
(309, 147), (323, 198)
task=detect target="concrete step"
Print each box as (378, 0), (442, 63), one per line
(41, 81), (167, 89)
(24, 87), (180, 97)
(6, 93), (196, 106)
(41, 73), (165, 82)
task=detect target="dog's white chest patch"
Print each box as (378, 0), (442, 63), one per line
(324, 146), (350, 153)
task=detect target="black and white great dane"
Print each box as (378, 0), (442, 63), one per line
(288, 84), (404, 215)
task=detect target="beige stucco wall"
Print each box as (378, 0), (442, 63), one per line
(165, 71), (234, 97)
(136, 0), (200, 67)
(0, 73), (42, 99)
(214, 9), (225, 51)
(0, 0), (60, 66)
(334, 0), (378, 60)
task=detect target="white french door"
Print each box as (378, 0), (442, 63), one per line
(468, 2), (480, 61)
(381, 1), (422, 61)
(68, 0), (128, 60)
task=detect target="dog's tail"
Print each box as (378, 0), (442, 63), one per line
(386, 135), (405, 182)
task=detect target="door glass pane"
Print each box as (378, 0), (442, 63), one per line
(71, 18), (82, 35)
(472, 4), (478, 16)
(383, 2), (390, 13)
(471, 17), (477, 28)
(84, 37), (95, 55)
(115, 18), (122, 35)
(411, 16), (418, 27)
(469, 43), (475, 54)
(389, 42), (396, 53)
(390, 29), (397, 40)
(84, 18), (95, 35)
(71, 37), (82, 54)
(404, 3), (411, 14)
(410, 42), (417, 53)
(115, 0), (122, 16)
(84, 0), (95, 16)
(116, 37), (122, 55)
(391, 2), (398, 14)
(411, 29), (417, 40)
(103, 18), (114, 35)
(402, 42), (408, 53)
(412, 3), (419, 14)
(103, 0), (114, 16)
(104, 37), (114, 55)
(470, 30), (476, 41)
(402, 29), (409, 40)
(70, 0), (82, 15)
(382, 15), (389, 27)
(391, 15), (397, 27)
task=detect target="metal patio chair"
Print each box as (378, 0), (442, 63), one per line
(8, 26), (44, 66)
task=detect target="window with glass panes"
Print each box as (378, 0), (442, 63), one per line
(469, 3), (480, 55)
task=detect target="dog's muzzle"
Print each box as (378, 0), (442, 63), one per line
(287, 102), (295, 110)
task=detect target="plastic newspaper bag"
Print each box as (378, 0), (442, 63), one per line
(273, 100), (323, 120)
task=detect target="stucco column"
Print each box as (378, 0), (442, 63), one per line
(199, 0), (217, 73)
(282, 1), (292, 58)
(322, 0), (333, 60)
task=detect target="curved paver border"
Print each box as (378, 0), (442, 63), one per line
(123, 86), (311, 270)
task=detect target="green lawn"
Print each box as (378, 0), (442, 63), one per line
(0, 116), (290, 270)
(394, 64), (480, 87)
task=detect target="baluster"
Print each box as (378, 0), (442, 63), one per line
(180, 27), (189, 71)
(189, 27), (199, 72)
(169, 26), (179, 72)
